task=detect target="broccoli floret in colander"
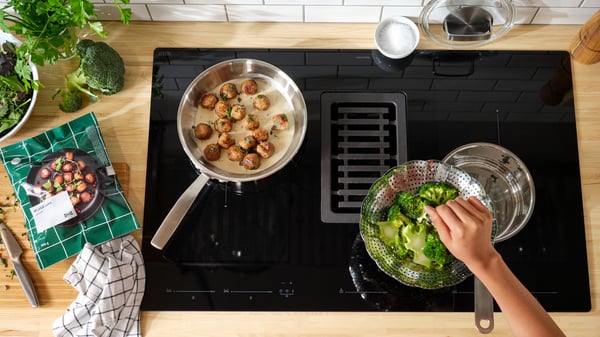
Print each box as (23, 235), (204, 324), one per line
(374, 181), (459, 270)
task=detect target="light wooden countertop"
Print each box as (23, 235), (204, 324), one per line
(0, 22), (599, 336)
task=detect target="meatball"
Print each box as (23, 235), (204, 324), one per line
(230, 104), (247, 121)
(252, 128), (269, 142)
(194, 122), (213, 140)
(203, 143), (221, 161)
(241, 79), (258, 95)
(214, 101), (231, 118)
(219, 82), (238, 100)
(227, 145), (245, 161)
(80, 191), (92, 203)
(200, 93), (219, 110)
(77, 159), (87, 170)
(244, 114), (260, 130)
(85, 173), (96, 184)
(39, 167), (52, 179)
(76, 182), (88, 193)
(239, 135), (257, 150)
(256, 141), (275, 159)
(214, 118), (233, 133)
(242, 153), (261, 170)
(272, 113), (289, 130)
(217, 132), (236, 149)
(253, 94), (270, 111)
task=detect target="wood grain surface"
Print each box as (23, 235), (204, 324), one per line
(0, 22), (599, 337)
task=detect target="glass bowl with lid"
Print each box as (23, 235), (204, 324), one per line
(419, 0), (515, 48)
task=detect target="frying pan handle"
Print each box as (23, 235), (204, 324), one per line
(151, 174), (210, 250)
(474, 276), (495, 334)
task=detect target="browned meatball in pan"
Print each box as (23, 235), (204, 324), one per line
(253, 94), (270, 111)
(239, 135), (257, 150)
(271, 113), (289, 130)
(227, 145), (245, 161)
(217, 132), (236, 149)
(242, 153), (261, 170)
(230, 104), (247, 121)
(200, 93), (219, 110)
(214, 118), (233, 133)
(256, 141), (275, 159)
(252, 128), (269, 142)
(214, 101), (231, 118)
(244, 114), (260, 130)
(220, 82), (238, 100)
(194, 122), (213, 140)
(241, 79), (258, 95)
(203, 143), (221, 161)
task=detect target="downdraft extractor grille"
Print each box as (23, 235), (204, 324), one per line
(321, 92), (408, 223)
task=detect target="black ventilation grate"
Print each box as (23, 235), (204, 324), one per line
(320, 92), (408, 223)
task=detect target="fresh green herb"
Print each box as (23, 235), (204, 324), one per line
(0, 0), (131, 68)
(6, 269), (15, 279)
(0, 256), (7, 268)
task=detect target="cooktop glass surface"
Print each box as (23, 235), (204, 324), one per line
(141, 48), (590, 312)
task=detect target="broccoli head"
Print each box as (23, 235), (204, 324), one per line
(401, 223), (431, 268)
(57, 39), (125, 112)
(418, 182), (459, 206)
(395, 191), (427, 221)
(422, 232), (453, 269)
(58, 90), (83, 113)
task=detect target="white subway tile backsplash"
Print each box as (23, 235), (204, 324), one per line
(305, 5), (381, 22)
(266, 0), (341, 4)
(532, 7), (598, 24)
(582, 0), (600, 6)
(147, 4), (227, 21)
(186, 0), (263, 4)
(380, 7), (423, 21)
(515, 0), (585, 7)
(96, 4), (152, 21)
(4, 1), (596, 25)
(346, 0), (422, 5)
(227, 5), (303, 22)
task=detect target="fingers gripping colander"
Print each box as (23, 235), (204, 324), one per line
(359, 160), (496, 290)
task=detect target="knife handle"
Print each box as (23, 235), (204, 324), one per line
(13, 261), (39, 307)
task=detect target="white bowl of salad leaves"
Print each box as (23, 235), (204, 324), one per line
(0, 31), (39, 144)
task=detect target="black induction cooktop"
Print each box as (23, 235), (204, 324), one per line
(141, 48), (590, 312)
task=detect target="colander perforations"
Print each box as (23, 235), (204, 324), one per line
(359, 160), (496, 289)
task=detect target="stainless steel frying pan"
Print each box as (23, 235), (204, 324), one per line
(151, 59), (307, 249)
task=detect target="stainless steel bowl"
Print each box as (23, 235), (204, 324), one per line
(443, 142), (535, 242)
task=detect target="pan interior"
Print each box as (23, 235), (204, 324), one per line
(178, 59), (307, 182)
(443, 143), (535, 242)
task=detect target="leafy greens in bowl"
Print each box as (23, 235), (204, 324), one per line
(359, 160), (496, 289)
(0, 31), (39, 143)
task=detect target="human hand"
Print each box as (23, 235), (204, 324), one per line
(424, 196), (496, 271)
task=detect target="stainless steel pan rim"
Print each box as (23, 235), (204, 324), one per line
(151, 58), (307, 250)
(178, 58), (308, 182)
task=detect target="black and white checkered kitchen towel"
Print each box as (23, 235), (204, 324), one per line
(52, 235), (145, 337)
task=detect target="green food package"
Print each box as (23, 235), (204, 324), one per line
(0, 112), (140, 269)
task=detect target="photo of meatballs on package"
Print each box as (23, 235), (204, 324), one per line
(0, 112), (140, 269)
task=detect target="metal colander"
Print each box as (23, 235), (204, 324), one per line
(359, 160), (496, 289)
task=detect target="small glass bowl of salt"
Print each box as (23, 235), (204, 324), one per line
(375, 16), (420, 59)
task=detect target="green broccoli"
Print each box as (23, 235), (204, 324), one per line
(395, 191), (427, 221)
(401, 223), (431, 268)
(418, 181), (459, 206)
(376, 205), (411, 246)
(57, 39), (125, 112)
(422, 232), (453, 269)
(57, 90), (83, 113)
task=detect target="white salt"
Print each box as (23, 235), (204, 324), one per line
(377, 20), (417, 57)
